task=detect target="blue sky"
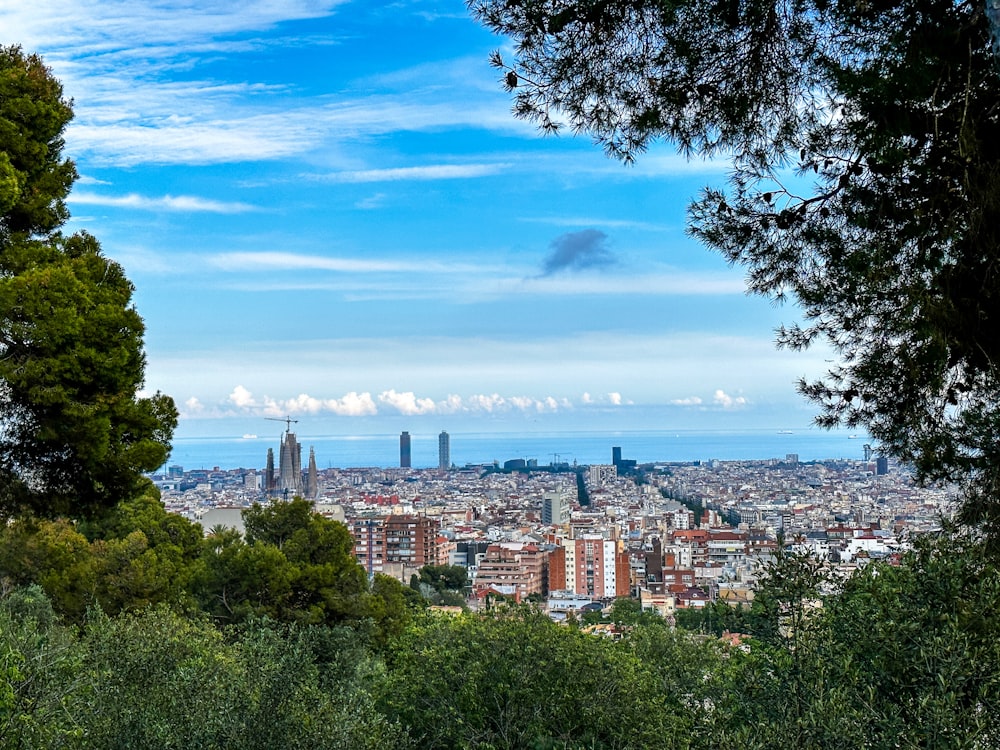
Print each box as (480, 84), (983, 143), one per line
(2, 0), (834, 438)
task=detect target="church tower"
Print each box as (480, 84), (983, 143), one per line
(279, 431), (302, 494)
(306, 446), (318, 499)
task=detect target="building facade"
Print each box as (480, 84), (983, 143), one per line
(472, 542), (549, 602)
(541, 491), (570, 525)
(550, 535), (630, 599)
(400, 431), (411, 468)
(347, 513), (439, 575)
(438, 430), (450, 470)
(279, 431), (302, 494)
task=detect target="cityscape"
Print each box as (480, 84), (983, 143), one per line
(2, 0), (997, 744)
(153, 426), (956, 618)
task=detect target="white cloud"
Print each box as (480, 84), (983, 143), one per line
(355, 192), (387, 210)
(258, 392), (375, 416)
(608, 392), (623, 405)
(184, 396), (204, 413)
(521, 216), (671, 232)
(378, 390), (438, 416)
(670, 396), (704, 406)
(143, 331), (834, 423)
(211, 266), (746, 299)
(0, 1), (347, 51)
(307, 163), (511, 183)
(328, 391), (378, 416)
(67, 117), (318, 166)
(76, 174), (112, 185)
(714, 389), (749, 409)
(510, 272), (746, 297)
(70, 191), (256, 213)
(439, 394), (465, 413)
(224, 387), (377, 416)
(228, 385), (257, 408)
(206, 252), (427, 273)
(467, 393), (506, 412)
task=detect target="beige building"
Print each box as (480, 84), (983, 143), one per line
(472, 542), (549, 602)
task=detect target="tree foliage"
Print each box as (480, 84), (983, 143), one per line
(2, 532), (1000, 748)
(0, 596), (408, 750)
(197, 498), (411, 641)
(469, 0), (1000, 532)
(380, 608), (693, 749)
(0, 491), (204, 621)
(0, 45), (176, 519)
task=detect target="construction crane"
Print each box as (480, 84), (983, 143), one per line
(265, 415), (298, 433)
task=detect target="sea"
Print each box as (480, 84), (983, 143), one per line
(164, 429), (872, 472)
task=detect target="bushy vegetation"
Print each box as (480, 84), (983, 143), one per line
(2, 520), (999, 748)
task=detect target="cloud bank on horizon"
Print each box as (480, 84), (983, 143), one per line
(178, 385), (752, 421)
(2, 0), (825, 434)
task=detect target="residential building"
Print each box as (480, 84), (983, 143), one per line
(347, 513), (438, 575)
(473, 542), (549, 602)
(552, 535), (630, 599)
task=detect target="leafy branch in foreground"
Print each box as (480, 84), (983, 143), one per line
(469, 0), (1000, 536)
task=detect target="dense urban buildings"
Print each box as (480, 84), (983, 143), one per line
(156, 440), (958, 620)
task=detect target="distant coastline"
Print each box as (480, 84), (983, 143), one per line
(165, 428), (870, 471)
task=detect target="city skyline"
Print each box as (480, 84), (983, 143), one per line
(2, 1), (834, 439)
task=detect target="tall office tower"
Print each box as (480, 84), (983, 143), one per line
(279, 431), (302, 494)
(306, 446), (318, 498)
(400, 431), (411, 468)
(438, 430), (450, 470)
(876, 456), (889, 475)
(265, 448), (275, 494)
(612, 446), (622, 467)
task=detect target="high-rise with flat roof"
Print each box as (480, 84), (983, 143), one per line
(400, 431), (411, 468)
(542, 491), (570, 525)
(438, 430), (450, 469)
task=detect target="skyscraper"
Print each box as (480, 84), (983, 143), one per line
(400, 431), (411, 468)
(438, 430), (450, 470)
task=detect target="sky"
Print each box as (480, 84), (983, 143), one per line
(2, 0), (836, 439)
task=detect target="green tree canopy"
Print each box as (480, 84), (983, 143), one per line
(381, 609), (690, 749)
(197, 499), (411, 641)
(469, 0), (1000, 534)
(0, 46), (176, 519)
